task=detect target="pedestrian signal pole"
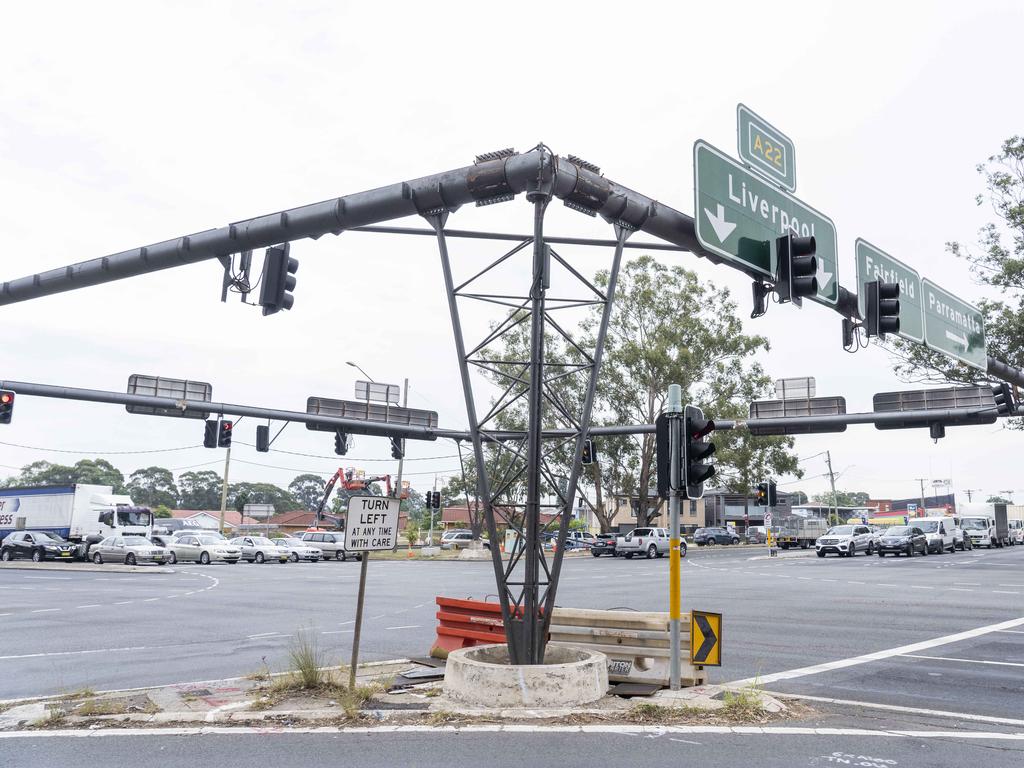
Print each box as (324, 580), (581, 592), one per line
(666, 384), (683, 691)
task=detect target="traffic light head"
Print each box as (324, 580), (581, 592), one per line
(755, 482), (768, 506)
(683, 405), (716, 499)
(432, 491), (441, 509)
(256, 425), (270, 453)
(0, 390), (14, 425)
(865, 280), (901, 338)
(258, 243), (299, 316)
(390, 437), (404, 460)
(334, 430), (349, 456)
(775, 233), (818, 306)
(992, 382), (1016, 416)
(203, 419), (218, 448)
(218, 419), (233, 448)
(767, 480), (778, 507)
(581, 439), (595, 465)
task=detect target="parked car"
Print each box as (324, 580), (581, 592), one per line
(815, 525), (876, 557)
(694, 527), (740, 546)
(167, 534), (241, 564)
(875, 526), (928, 557)
(277, 538), (323, 562)
(0, 531), (78, 562)
(91, 535), (168, 565)
(1009, 519), (1024, 545)
(615, 528), (681, 559)
(171, 528), (226, 541)
(746, 526), (767, 545)
(590, 533), (618, 557)
(229, 536), (290, 563)
(299, 530), (361, 561)
(150, 534), (175, 549)
(441, 531), (478, 550)
(915, 517), (957, 554)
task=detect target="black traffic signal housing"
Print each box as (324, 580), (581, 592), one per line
(256, 425), (270, 453)
(390, 437), (404, 460)
(865, 280), (900, 338)
(775, 233), (818, 306)
(0, 390), (14, 424)
(203, 419), (218, 448)
(334, 429), (349, 456)
(581, 439), (595, 465)
(218, 419), (233, 448)
(767, 480), (778, 507)
(682, 405), (716, 499)
(258, 243), (299, 316)
(992, 382), (1016, 416)
(655, 413), (670, 499)
(429, 491), (441, 509)
(755, 482), (768, 506)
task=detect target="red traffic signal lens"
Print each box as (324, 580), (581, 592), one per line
(0, 393), (12, 405)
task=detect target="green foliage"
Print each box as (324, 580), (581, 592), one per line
(152, 504), (173, 519)
(886, 135), (1023, 429)
(288, 474), (325, 511)
(126, 466), (178, 508)
(812, 490), (870, 508)
(177, 470), (222, 510)
(1, 459), (126, 492)
(569, 517), (587, 532)
(229, 482), (302, 514)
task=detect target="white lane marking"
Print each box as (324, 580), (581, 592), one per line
(114, 601), (134, 605)
(142, 598), (160, 602)
(731, 613), (1024, 686)
(999, 584), (1024, 587)
(322, 630), (354, 635)
(948, 588), (973, 592)
(909, 585), (933, 590)
(955, 582), (981, 586)
(246, 632), (280, 639)
(384, 625), (421, 631)
(0, 645), (148, 661)
(992, 590), (1019, 595)
(22, 576), (72, 580)
(898, 653), (1024, 669)
(847, 581), (865, 585)
(767, 691), (1024, 728)
(370, 614), (385, 620)
(996, 629), (1024, 634)
(76, 604), (102, 608)
(205, 701), (251, 722)
(337, 620), (354, 626)
(1, 725), (1024, 739)
(31, 608), (60, 613)
(0, 613), (10, 617)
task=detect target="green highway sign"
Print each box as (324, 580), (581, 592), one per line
(693, 140), (838, 306)
(855, 239), (924, 343)
(737, 104), (796, 192)
(922, 279), (987, 370)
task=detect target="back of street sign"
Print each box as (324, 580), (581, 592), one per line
(694, 140), (838, 306)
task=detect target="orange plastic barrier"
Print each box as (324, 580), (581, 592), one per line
(429, 597), (507, 658)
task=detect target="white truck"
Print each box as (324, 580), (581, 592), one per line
(960, 502), (1013, 549)
(0, 484), (153, 559)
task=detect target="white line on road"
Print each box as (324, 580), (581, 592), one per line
(731, 614), (1024, 686)
(0, 646), (148, 661)
(948, 588), (974, 592)
(246, 633), (280, 639)
(30, 608), (60, 613)
(767, 691), (1024, 728)
(384, 625), (420, 630)
(76, 605), (102, 608)
(23, 576), (72, 580)
(992, 590), (1020, 595)
(996, 629), (1024, 634)
(321, 630), (354, 635)
(114, 601), (134, 605)
(898, 653), (1024, 669)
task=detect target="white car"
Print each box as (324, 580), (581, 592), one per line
(229, 536), (291, 563)
(915, 517), (957, 554)
(815, 525), (876, 557)
(167, 534), (242, 565)
(277, 538), (323, 562)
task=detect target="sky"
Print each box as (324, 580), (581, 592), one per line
(1, 0), (1022, 507)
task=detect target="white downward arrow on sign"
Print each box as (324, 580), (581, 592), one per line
(704, 204), (736, 244)
(816, 257), (833, 292)
(945, 329), (968, 347)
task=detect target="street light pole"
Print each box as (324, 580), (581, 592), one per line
(345, 361), (375, 383)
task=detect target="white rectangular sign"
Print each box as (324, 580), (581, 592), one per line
(344, 495), (401, 551)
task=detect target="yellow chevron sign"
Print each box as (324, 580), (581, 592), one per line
(691, 610), (722, 666)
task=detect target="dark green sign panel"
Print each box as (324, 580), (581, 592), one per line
(922, 279), (987, 370)
(693, 140), (838, 306)
(737, 104), (796, 192)
(855, 239), (924, 344)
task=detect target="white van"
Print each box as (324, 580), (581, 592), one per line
(960, 515), (996, 548)
(915, 517), (956, 554)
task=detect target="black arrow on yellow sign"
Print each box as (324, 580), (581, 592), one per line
(690, 610), (722, 666)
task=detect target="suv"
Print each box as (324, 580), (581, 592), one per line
(615, 528), (680, 559)
(0, 531), (78, 562)
(299, 531), (361, 561)
(815, 525), (876, 557)
(694, 527), (740, 546)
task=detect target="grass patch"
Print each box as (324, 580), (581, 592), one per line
(249, 668), (386, 719)
(290, 630), (326, 689)
(73, 697), (159, 717)
(63, 687), (97, 701)
(719, 684), (769, 722)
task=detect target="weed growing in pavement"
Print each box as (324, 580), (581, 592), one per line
(290, 630), (326, 689)
(64, 687), (97, 700)
(720, 683), (769, 721)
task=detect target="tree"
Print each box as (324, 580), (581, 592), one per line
(152, 504), (173, 518)
(1, 459), (126, 492)
(400, 487), (426, 524)
(812, 490), (871, 508)
(439, 456), (487, 539)
(228, 482), (301, 514)
(126, 466), (178, 509)
(177, 470), (223, 510)
(789, 490), (809, 505)
(886, 136), (1024, 430)
(289, 474), (326, 511)
(986, 495), (1011, 504)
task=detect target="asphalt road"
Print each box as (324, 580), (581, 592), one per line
(1, 544), (1022, 724)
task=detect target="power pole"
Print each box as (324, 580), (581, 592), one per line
(914, 478), (928, 512)
(825, 451), (838, 524)
(964, 489), (981, 503)
(218, 444), (232, 534)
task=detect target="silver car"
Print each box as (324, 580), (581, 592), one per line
(299, 531), (361, 561)
(229, 536), (291, 564)
(277, 538), (323, 562)
(91, 536), (168, 566)
(167, 534), (241, 565)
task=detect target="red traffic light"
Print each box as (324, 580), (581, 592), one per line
(0, 393), (12, 405)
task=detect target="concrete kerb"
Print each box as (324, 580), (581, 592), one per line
(0, 562), (174, 574)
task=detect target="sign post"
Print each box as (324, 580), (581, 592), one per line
(694, 140), (838, 306)
(921, 280), (987, 370)
(345, 494), (401, 689)
(765, 509), (775, 557)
